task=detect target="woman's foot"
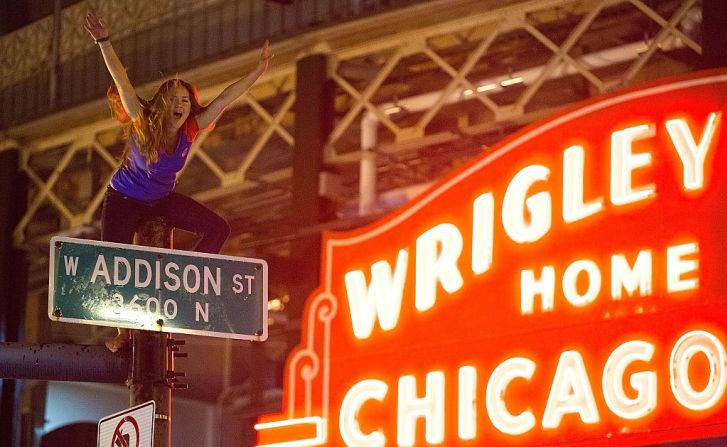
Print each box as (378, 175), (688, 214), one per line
(105, 328), (129, 352)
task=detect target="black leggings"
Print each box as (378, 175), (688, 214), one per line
(101, 187), (230, 254)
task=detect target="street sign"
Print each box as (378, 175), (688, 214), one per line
(98, 400), (154, 447)
(49, 236), (268, 341)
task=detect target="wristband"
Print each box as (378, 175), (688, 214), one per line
(94, 36), (110, 45)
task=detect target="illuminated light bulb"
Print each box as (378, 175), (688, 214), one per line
(520, 266), (555, 314)
(477, 83), (497, 92)
(666, 242), (699, 293)
(542, 351), (600, 429)
(665, 112), (721, 191)
(415, 224), (464, 312)
(500, 76), (524, 87)
(610, 123), (656, 206)
(502, 164), (552, 244)
(340, 379), (388, 447)
(611, 250), (652, 299)
(463, 89), (474, 96)
(603, 341), (657, 419)
(562, 145), (603, 223)
(268, 298), (283, 311)
(344, 249), (409, 339)
(486, 357), (536, 435)
(384, 106), (402, 115)
(562, 260), (601, 307)
(670, 330), (727, 411)
(397, 371), (445, 446)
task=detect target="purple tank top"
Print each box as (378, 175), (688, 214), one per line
(110, 118), (199, 201)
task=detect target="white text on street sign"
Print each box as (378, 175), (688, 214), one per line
(49, 237), (268, 341)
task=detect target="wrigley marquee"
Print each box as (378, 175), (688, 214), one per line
(257, 70), (727, 446)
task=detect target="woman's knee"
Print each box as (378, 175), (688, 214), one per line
(196, 214), (230, 253)
(202, 212), (230, 244)
(213, 215), (231, 240)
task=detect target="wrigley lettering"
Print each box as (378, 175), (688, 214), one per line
(344, 112), (719, 338)
(256, 71), (727, 446)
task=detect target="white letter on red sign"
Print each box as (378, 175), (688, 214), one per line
(670, 330), (727, 411)
(666, 112), (721, 191)
(562, 260), (601, 308)
(521, 266), (555, 314)
(458, 366), (477, 440)
(603, 340), (656, 419)
(611, 124), (655, 206)
(472, 193), (495, 275)
(543, 351), (600, 429)
(563, 145), (603, 223)
(486, 357), (536, 435)
(397, 371), (445, 446)
(344, 249), (409, 339)
(666, 242), (699, 293)
(415, 224), (464, 312)
(339, 379), (388, 447)
(611, 250), (653, 299)
(503, 165), (551, 243)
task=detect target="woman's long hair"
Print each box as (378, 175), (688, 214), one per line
(108, 78), (204, 170)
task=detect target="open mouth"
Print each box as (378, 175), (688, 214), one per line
(173, 111), (183, 119)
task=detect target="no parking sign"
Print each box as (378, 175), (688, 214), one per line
(98, 401), (154, 447)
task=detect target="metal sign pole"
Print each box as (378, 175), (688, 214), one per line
(45, 216), (266, 443)
(130, 330), (186, 447)
(129, 217), (186, 447)
(41, 214), (266, 444)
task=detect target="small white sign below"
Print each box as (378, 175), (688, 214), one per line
(97, 400), (155, 447)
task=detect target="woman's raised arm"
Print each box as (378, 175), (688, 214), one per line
(195, 40), (271, 130)
(85, 12), (141, 120)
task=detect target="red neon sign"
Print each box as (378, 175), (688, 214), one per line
(257, 69), (727, 446)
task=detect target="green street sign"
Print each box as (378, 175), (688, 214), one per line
(49, 237), (268, 341)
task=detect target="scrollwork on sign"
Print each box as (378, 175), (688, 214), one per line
(286, 292), (338, 419)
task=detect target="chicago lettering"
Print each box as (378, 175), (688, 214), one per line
(338, 329), (727, 446)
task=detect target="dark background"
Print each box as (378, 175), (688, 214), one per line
(0, 0), (83, 34)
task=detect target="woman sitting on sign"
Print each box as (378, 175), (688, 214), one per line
(84, 11), (270, 253)
(84, 12), (270, 351)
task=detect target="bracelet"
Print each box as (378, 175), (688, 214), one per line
(94, 36), (110, 45)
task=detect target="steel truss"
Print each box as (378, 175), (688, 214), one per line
(0, 0), (705, 423)
(1, 0), (702, 305)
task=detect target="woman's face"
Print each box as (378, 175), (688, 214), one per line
(166, 85), (192, 129)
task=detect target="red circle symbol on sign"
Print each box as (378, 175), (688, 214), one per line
(111, 416), (140, 447)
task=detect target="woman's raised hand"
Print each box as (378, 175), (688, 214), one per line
(84, 11), (109, 41)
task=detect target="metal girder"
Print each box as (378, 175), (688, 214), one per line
(0, 0), (706, 419)
(0, 0), (702, 256)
